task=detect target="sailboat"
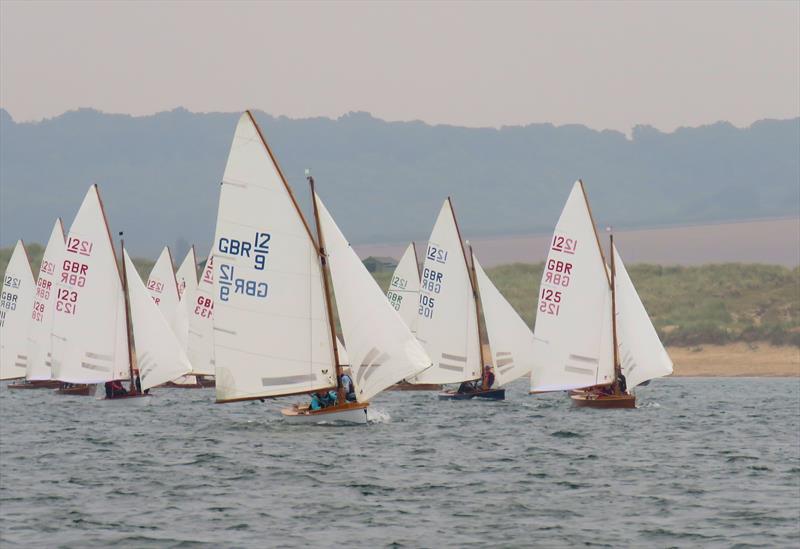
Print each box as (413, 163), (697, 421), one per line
(186, 254), (216, 386)
(211, 111), (430, 424)
(469, 248), (537, 393)
(409, 198), (502, 398)
(1, 240), (35, 384)
(48, 185), (142, 402)
(18, 219), (67, 388)
(385, 242), (440, 391)
(146, 247), (199, 388)
(530, 180), (673, 408)
(122, 248), (193, 393)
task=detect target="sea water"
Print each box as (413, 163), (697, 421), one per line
(1, 378), (798, 548)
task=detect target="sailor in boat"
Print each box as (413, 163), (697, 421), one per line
(105, 380), (128, 399)
(482, 365), (495, 390)
(340, 368), (356, 402)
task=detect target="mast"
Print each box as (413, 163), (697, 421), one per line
(448, 197), (482, 383)
(308, 175), (345, 402)
(411, 241), (421, 280)
(610, 232), (621, 394)
(579, 180), (611, 289)
(119, 232), (137, 392)
(467, 241), (490, 388)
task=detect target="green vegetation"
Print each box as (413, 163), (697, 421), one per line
(4, 243), (798, 347)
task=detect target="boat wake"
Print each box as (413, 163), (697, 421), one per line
(367, 408), (391, 424)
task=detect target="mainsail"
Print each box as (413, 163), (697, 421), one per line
(530, 181), (614, 393)
(124, 251), (192, 390)
(316, 196), (431, 402)
(50, 185), (130, 384)
(212, 112), (336, 402)
(472, 252), (535, 387)
(613, 244), (673, 389)
(412, 198), (481, 385)
(26, 219), (66, 380)
(386, 242), (421, 331)
(1, 241), (35, 380)
(186, 256), (215, 376)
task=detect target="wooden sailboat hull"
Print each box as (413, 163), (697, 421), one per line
(438, 388), (506, 401)
(386, 381), (442, 391)
(570, 392), (636, 409)
(8, 380), (61, 389)
(55, 384), (96, 396)
(163, 381), (204, 389)
(97, 393), (153, 406)
(281, 401), (369, 424)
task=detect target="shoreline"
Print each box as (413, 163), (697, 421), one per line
(667, 343), (799, 377)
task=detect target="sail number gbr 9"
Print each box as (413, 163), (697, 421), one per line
(216, 232), (271, 302)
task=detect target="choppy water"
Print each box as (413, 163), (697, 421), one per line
(1, 378), (799, 548)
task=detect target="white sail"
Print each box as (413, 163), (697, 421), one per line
(386, 242), (421, 331)
(124, 251), (192, 390)
(411, 199), (481, 385)
(146, 247), (182, 337)
(26, 219), (66, 380)
(472, 252), (535, 387)
(1, 241), (35, 380)
(186, 256), (215, 376)
(176, 246), (198, 301)
(212, 112), (336, 402)
(50, 185), (130, 384)
(316, 196), (431, 402)
(336, 336), (349, 366)
(613, 244), (673, 389)
(530, 181), (615, 393)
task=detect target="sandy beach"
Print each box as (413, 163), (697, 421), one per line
(668, 343), (800, 377)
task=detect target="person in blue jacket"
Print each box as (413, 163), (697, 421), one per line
(340, 368), (356, 402)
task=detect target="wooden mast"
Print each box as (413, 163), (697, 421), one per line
(609, 232), (621, 394)
(119, 233), (137, 393)
(309, 175), (345, 402)
(448, 197), (482, 383)
(411, 241), (421, 281)
(467, 241), (491, 389)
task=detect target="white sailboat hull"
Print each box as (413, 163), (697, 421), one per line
(96, 394), (153, 407)
(280, 403), (368, 425)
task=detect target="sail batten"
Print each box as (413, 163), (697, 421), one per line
(531, 181), (615, 393)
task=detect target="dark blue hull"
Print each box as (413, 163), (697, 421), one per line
(438, 388), (506, 401)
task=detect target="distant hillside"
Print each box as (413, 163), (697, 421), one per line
(3, 241), (798, 347)
(1, 108), (798, 258)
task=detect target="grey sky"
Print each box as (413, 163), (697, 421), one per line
(1, 0), (798, 132)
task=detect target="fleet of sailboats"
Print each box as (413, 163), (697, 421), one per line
(1, 112), (674, 421)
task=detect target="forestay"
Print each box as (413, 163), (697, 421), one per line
(186, 256), (215, 376)
(1, 241), (35, 380)
(386, 243), (421, 332)
(212, 112), (336, 402)
(26, 219), (65, 380)
(613, 245), (673, 389)
(411, 199), (481, 385)
(316, 196), (431, 402)
(530, 181), (614, 393)
(50, 185), (130, 384)
(124, 251), (192, 390)
(472, 252), (535, 388)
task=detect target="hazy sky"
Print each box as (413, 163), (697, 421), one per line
(1, 1), (798, 133)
